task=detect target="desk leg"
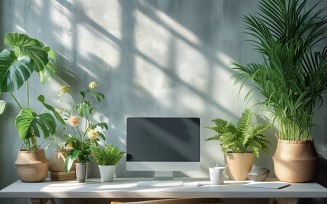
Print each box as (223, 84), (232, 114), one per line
(31, 198), (55, 204)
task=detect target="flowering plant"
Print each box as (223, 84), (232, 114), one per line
(58, 82), (108, 173)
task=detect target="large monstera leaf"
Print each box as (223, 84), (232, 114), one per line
(0, 33), (57, 92)
(0, 49), (34, 92)
(15, 108), (56, 141)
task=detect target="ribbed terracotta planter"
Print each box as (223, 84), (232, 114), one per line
(15, 149), (49, 182)
(224, 153), (254, 180)
(272, 139), (318, 182)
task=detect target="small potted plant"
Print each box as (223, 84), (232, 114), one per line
(46, 134), (67, 172)
(0, 32), (65, 182)
(58, 82), (108, 183)
(45, 134), (77, 181)
(91, 144), (125, 182)
(205, 109), (271, 180)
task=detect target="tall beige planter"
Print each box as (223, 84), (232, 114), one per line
(224, 153), (254, 180)
(15, 149), (49, 182)
(272, 139), (318, 182)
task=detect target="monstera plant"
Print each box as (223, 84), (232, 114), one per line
(0, 32), (65, 182)
(0, 32), (65, 151)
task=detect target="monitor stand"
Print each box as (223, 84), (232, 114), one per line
(154, 171), (173, 180)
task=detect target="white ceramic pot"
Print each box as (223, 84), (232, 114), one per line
(98, 165), (116, 182)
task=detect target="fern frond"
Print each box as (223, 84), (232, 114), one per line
(205, 135), (220, 141)
(237, 108), (252, 134)
(252, 123), (271, 136)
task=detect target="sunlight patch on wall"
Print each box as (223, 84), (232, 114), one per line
(154, 7), (200, 46)
(51, 4), (74, 51)
(215, 52), (234, 70)
(27, 0), (43, 17)
(14, 25), (26, 33)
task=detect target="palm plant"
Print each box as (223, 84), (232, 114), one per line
(0, 32), (65, 150)
(205, 109), (271, 157)
(232, 0), (327, 141)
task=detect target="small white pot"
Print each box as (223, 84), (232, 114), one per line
(98, 165), (116, 182)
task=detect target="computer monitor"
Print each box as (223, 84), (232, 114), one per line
(126, 117), (200, 178)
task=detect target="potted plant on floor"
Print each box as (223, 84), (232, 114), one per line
(59, 83), (108, 183)
(0, 32), (65, 182)
(232, 0), (327, 182)
(91, 144), (125, 182)
(205, 109), (271, 180)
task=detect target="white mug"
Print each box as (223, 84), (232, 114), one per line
(209, 167), (225, 185)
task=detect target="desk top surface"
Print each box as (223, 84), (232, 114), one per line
(0, 178), (327, 199)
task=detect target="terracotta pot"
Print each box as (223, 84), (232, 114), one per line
(15, 149), (49, 182)
(224, 153), (254, 180)
(272, 139), (318, 182)
(49, 149), (75, 172)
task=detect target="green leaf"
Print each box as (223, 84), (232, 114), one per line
(15, 108), (56, 141)
(95, 122), (108, 130)
(237, 108), (252, 134)
(0, 100), (6, 114)
(64, 152), (79, 174)
(0, 49), (34, 92)
(92, 92), (105, 102)
(4, 32), (57, 84)
(39, 60), (56, 84)
(74, 101), (94, 117)
(15, 108), (35, 141)
(5, 33), (48, 69)
(37, 95), (66, 127)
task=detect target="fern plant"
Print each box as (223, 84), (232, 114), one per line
(91, 144), (125, 165)
(205, 109), (271, 157)
(232, 0), (327, 141)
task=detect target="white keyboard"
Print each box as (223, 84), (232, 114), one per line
(137, 181), (200, 187)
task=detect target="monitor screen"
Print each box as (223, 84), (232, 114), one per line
(126, 117), (200, 172)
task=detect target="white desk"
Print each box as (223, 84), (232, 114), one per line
(0, 178), (327, 203)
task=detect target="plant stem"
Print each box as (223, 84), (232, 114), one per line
(9, 92), (23, 109)
(26, 81), (30, 108)
(77, 127), (83, 141)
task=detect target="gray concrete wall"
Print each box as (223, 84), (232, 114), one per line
(0, 0), (327, 204)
